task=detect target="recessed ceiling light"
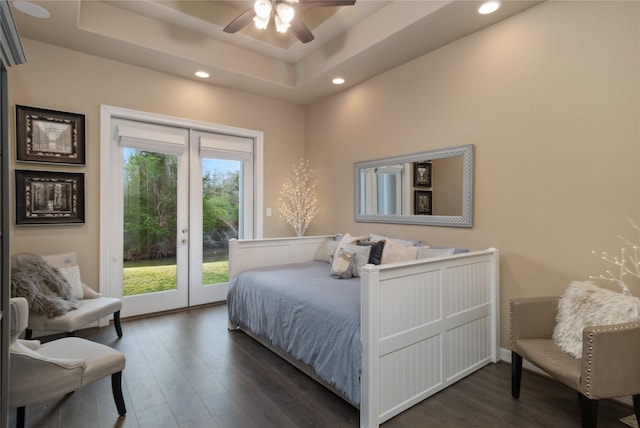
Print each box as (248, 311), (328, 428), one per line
(195, 71), (210, 78)
(332, 77), (345, 85)
(478, 1), (501, 15)
(12, 1), (50, 19)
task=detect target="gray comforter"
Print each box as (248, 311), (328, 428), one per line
(227, 261), (361, 405)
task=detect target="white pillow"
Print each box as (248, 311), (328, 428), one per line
(417, 247), (455, 259)
(552, 281), (640, 358)
(57, 265), (84, 299)
(381, 240), (418, 264)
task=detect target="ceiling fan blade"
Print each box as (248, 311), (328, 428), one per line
(223, 8), (257, 34)
(289, 19), (315, 43)
(298, 0), (356, 6)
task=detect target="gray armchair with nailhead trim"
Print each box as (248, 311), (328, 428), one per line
(510, 296), (640, 428)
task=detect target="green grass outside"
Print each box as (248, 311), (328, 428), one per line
(123, 260), (229, 296)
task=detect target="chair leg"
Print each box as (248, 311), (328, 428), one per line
(16, 406), (26, 428)
(111, 371), (126, 416)
(578, 393), (598, 428)
(114, 311), (123, 338)
(511, 351), (523, 399)
(633, 394), (640, 428)
(24, 329), (32, 340)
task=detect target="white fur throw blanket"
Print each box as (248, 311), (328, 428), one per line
(552, 280), (640, 358)
(10, 253), (80, 318)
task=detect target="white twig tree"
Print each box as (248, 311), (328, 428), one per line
(278, 159), (319, 237)
(590, 218), (640, 296)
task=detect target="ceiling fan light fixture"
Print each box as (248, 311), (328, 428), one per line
(254, 0), (272, 19)
(275, 14), (290, 33)
(224, 0), (355, 43)
(276, 3), (295, 24)
(253, 15), (269, 30)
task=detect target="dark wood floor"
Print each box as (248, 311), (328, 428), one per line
(9, 304), (637, 428)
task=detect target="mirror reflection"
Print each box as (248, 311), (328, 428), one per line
(354, 144), (473, 227)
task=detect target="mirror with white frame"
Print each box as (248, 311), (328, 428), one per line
(354, 144), (473, 227)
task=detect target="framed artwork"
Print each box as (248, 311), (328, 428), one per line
(15, 170), (85, 225)
(414, 190), (432, 215)
(414, 162), (432, 187)
(15, 105), (86, 165)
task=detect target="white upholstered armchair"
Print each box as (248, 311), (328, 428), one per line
(9, 297), (126, 428)
(24, 252), (122, 339)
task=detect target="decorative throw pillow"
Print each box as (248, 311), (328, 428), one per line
(552, 281), (640, 358)
(57, 265), (84, 300)
(10, 253), (80, 317)
(331, 248), (355, 279)
(381, 240), (418, 264)
(356, 239), (386, 265)
(313, 238), (340, 264)
(344, 244), (371, 277)
(332, 233), (365, 261)
(416, 247), (455, 259)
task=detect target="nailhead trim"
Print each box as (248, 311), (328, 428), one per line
(582, 322), (640, 398)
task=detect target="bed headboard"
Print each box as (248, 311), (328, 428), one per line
(229, 235), (334, 278)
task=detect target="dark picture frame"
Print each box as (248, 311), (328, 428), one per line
(15, 170), (85, 225)
(16, 105), (86, 165)
(414, 162), (432, 187)
(414, 190), (432, 215)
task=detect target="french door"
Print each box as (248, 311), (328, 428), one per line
(189, 130), (253, 305)
(102, 109), (259, 318)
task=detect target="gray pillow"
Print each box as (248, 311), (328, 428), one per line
(356, 239), (385, 265)
(344, 244), (372, 277)
(313, 239), (340, 263)
(331, 245), (372, 278)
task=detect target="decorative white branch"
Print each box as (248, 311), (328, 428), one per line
(278, 159), (319, 237)
(589, 218), (640, 296)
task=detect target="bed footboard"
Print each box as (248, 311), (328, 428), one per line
(360, 248), (499, 427)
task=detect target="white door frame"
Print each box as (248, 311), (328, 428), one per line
(99, 105), (263, 311)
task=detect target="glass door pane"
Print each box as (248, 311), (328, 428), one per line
(189, 129), (253, 306)
(123, 148), (178, 296)
(201, 158), (240, 287)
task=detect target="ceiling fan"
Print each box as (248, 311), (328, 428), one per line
(223, 0), (356, 44)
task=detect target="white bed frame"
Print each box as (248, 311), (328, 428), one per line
(229, 236), (500, 428)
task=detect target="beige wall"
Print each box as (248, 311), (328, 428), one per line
(306, 1), (640, 348)
(8, 39), (306, 287)
(7, 2), (640, 350)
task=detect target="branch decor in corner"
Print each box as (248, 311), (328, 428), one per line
(589, 218), (640, 296)
(278, 159), (319, 237)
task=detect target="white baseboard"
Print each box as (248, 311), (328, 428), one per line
(499, 348), (633, 408)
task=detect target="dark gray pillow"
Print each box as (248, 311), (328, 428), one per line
(356, 239), (385, 265)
